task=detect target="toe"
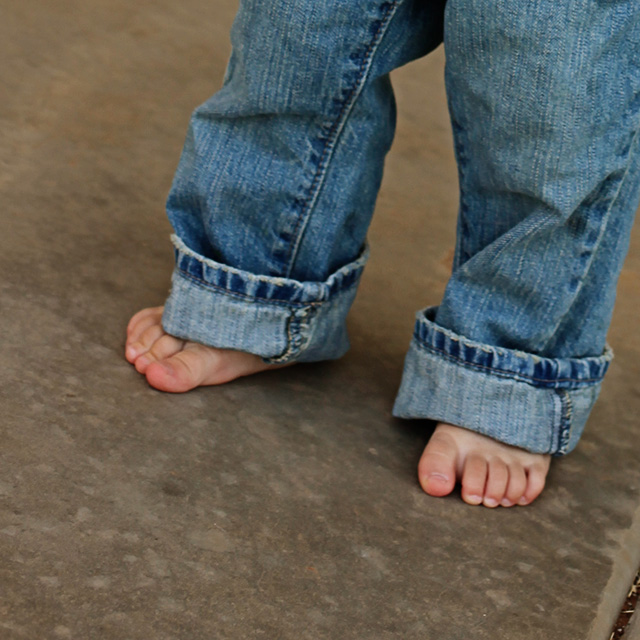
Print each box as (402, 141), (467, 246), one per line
(126, 324), (165, 363)
(503, 463), (527, 507)
(126, 314), (160, 354)
(127, 307), (163, 341)
(520, 460), (549, 505)
(135, 334), (185, 374)
(461, 454), (488, 506)
(417, 431), (458, 497)
(145, 345), (219, 393)
(483, 458), (508, 508)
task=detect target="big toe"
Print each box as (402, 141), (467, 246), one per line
(144, 348), (212, 393)
(418, 432), (458, 497)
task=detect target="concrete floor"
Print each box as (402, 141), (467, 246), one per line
(2, 2), (639, 639)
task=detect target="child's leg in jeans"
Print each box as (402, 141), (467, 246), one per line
(400, 0), (640, 505)
(125, 0), (640, 508)
(126, 0), (445, 380)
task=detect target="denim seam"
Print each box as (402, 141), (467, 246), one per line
(284, 0), (402, 278)
(553, 389), (573, 456)
(413, 338), (606, 387)
(445, 46), (471, 270)
(172, 234), (367, 286)
(544, 120), (640, 348)
(449, 118), (470, 269)
(174, 268), (323, 309)
(171, 234), (368, 301)
(266, 306), (315, 364)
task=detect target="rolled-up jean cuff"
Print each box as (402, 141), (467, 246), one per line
(161, 235), (368, 364)
(392, 307), (614, 456)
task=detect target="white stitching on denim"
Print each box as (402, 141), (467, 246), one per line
(415, 339), (609, 386)
(543, 121), (640, 349)
(553, 389), (573, 456)
(171, 234), (369, 289)
(175, 268), (321, 308)
(416, 310), (614, 368)
(264, 306), (315, 364)
(284, 1), (403, 278)
(549, 389), (562, 455)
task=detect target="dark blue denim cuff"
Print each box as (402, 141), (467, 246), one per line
(162, 235), (368, 364)
(393, 307), (613, 455)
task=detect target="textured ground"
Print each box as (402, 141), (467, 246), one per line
(1, 1), (639, 639)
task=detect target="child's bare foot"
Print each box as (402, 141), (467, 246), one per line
(418, 423), (551, 507)
(126, 309), (550, 507)
(125, 307), (286, 392)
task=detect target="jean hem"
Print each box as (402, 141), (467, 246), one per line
(392, 307), (610, 455)
(161, 235), (367, 364)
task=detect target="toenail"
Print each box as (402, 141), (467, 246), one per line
(466, 495), (483, 505)
(137, 356), (149, 367)
(518, 497), (528, 505)
(501, 499), (513, 507)
(126, 345), (139, 359)
(484, 498), (498, 507)
(427, 473), (449, 484)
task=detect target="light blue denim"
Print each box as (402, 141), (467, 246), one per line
(162, 0), (640, 455)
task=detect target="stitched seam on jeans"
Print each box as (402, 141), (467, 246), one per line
(548, 389), (562, 456)
(554, 389), (573, 456)
(269, 312), (301, 363)
(415, 311), (614, 365)
(176, 268), (324, 308)
(415, 340), (606, 386)
(449, 116), (472, 268)
(283, 0), (402, 278)
(264, 306), (315, 364)
(543, 121), (640, 349)
(171, 234), (367, 288)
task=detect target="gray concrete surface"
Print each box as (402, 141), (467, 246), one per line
(1, 2), (639, 639)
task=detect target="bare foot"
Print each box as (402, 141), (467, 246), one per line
(125, 306), (286, 392)
(418, 423), (551, 507)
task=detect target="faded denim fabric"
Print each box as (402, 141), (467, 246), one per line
(162, 0), (640, 455)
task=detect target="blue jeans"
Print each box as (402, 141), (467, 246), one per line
(162, 0), (640, 455)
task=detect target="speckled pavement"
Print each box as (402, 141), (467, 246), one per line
(1, 2), (639, 639)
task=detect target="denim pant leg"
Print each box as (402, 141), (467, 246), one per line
(162, 0), (445, 364)
(394, 0), (640, 455)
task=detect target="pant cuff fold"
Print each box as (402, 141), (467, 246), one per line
(392, 307), (613, 455)
(162, 235), (368, 364)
